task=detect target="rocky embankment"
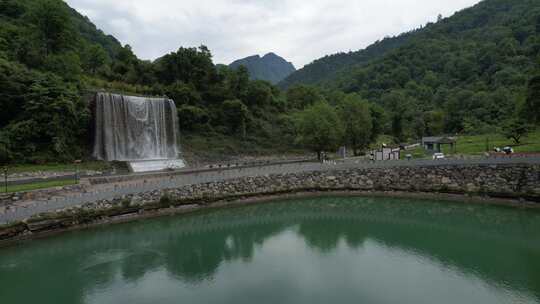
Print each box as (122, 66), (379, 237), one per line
(1, 163), (539, 242)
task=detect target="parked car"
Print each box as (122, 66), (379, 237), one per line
(502, 146), (514, 155)
(433, 153), (445, 160)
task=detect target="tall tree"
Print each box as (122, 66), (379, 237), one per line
(369, 104), (386, 143)
(503, 117), (531, 145)
(524, 75), (540, 124)
(222, 100), (249, 138)
(31, 0), (75, 56)
(286, 85), (326, 110)
(244, 80), (273, 108)
(424, 110), (445, 136)
(294, 101), (344, 160)
(338, 95), (373, 156)
(391, 113), (405, 143)
(84, 44), (108, 74)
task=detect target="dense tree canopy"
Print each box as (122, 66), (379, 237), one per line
(294, 101), (344, 160)
(282, 0), (540, 141)
(525, 75), (540, 124)
(0, 0), (294, 162)
(338, 95), (373, 156)
(1, 0), (540, 163)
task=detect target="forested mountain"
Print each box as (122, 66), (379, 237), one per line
(334, 0), (540, 137)
(229, 53), (296, 84)
(1, 0), (539, 164)
(0, 0), (124, 72)
(0, 0), (292, 163)
(278, 33), (413, 89)
(284, 0), (540, 140)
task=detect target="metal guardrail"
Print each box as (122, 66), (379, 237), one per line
(1, 156), (540, 225)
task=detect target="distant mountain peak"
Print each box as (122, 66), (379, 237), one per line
(229, 53), (296, 84)
(263, 52), (279, 58)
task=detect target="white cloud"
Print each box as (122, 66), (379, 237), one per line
(65, 0), (481, 68)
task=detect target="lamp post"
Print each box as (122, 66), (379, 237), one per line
(0, 140), (7, 193)
(3, 166), (7, 193)
(74, 160), (82, 183)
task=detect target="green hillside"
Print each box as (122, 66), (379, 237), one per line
(0, 0), (294, 164)
(284, 0), (540, 141)
(1, 0), (539, 166)
(0, 0), (123, 72)
(278, 32), (413, 89)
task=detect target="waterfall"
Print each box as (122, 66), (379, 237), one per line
(93, 92), (180, 161)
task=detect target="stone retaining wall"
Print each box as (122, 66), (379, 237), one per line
(1, 163), (539, 242)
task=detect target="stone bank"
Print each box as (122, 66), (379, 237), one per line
(1, 163), (539, 242)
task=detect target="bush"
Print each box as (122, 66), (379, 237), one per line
(178, 105), (210, 132)
(159, 194), (172, 207)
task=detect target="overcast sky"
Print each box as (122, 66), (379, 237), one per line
(65, 0), (481, 68)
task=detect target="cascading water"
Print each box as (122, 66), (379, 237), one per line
(93, 92), (185, 171)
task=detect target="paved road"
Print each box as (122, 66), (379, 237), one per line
(1, 157), (539, 225)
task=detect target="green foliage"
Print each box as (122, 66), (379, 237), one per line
(338, 95), (373, 155)
(503, 118), (532, 144)
(166, 82), (201, 106)
(391, 113), (405, 143)
(159, 194), (172, 207)
(43, 51), (82, 81)
(283, 0), (540, 140)
(221, 100), (249, 138)
(0, 0), (26, 18)
(3, 179), (77, 193)
(245, 80), (273, 108)
(178, 105), (210, 132)
(0, 57), (89, 162)
(30, 0), (76, 56)
(83, 44), (108, 74)
(369, 104), (386, 143)
(524, 74), (540, 124)
(0, 131), (10, 163)
(286, 85), (326, 109)
(0, 1), (301, 162)
(4, 0), (540, 164)
(294, 101), (344, 159)
(424, 111), (445, 136)
(279, 33), (413, 89)
(8, 161), (109, 174)
(154, 46), (214, 88)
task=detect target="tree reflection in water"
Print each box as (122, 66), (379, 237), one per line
(0, 196), (539, 304)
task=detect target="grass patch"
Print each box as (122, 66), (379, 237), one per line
(370, 135), (395, 149)
(2, 179), (78, 193)
(182, 133), (305, 164)
(443, 130), (540, 155)
(401, 146), (428, 159)
(399, 130), (540, 159)
(6, 161), (111, 174)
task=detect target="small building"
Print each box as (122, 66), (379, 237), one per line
(371, 146), (400, 161)
(422, 136), (457, 153)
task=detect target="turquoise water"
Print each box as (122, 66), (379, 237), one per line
(0, 196), (539, 304)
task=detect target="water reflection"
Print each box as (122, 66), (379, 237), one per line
(0, 196), (539, 304)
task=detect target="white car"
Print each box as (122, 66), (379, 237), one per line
(432, 153), (445, 160)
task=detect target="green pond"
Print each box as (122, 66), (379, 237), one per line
(1, 196), (540, 304)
